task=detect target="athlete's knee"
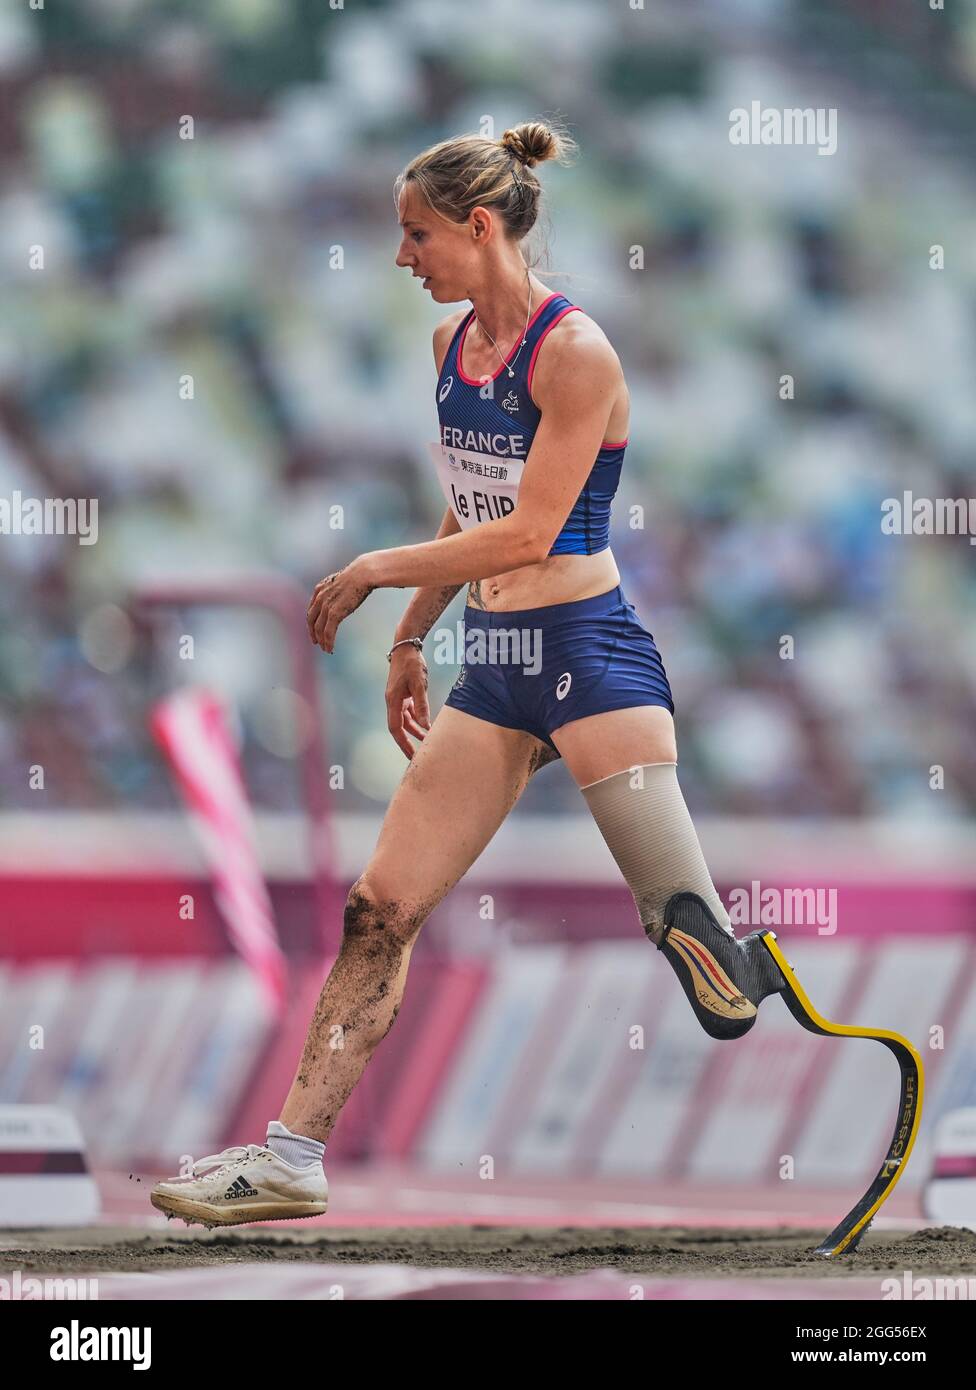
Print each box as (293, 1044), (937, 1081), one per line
(343, 876), (429, 947)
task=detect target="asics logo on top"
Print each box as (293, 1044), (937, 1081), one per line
(501, 390), (519, 414)
(438, 376), (454, 402)
(223, 1175), (258, 1199)
(555, 672), (572, 700)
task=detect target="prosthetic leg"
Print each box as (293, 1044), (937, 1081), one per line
(580, 766), (924, 1257)
(657, 891), (924, 1255)
(657, 890), (788, 1040)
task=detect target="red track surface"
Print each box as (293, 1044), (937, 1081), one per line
(102, 1164), (922, 1231)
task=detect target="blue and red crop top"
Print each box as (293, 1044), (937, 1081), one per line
(430, 291), (626, 555)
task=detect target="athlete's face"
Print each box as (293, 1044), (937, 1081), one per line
(395, 184), (479, 303)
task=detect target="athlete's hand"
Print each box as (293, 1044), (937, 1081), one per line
(307, 558), (374, 653)
(386, 647), (431, 759)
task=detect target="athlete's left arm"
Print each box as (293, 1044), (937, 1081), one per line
(503, 323), (620, 554)
(307, 327), (618, 652)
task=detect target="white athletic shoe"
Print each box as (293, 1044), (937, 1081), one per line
(150, 1144), (328, 1229)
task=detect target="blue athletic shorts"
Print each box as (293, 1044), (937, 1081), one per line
(443, 584), (674, 755)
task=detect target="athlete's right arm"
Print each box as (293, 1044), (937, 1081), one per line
(386, 507), (463, 759)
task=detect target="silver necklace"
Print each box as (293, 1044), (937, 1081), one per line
(473, 273), (533, 379)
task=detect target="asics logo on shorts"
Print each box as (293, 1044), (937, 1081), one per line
(555, 671), (572, 700)
(438, 376), (454, 402)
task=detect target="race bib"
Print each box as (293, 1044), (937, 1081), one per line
(428, 441), (526, 529)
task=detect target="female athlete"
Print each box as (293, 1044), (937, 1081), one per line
(150, 120), (787, 1228)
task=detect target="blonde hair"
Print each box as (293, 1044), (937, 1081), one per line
(394, 119), (578, 246)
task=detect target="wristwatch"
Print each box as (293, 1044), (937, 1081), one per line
(387, 636), (424, 662)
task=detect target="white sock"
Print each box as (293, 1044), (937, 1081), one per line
(266, 1119), (326, 1168)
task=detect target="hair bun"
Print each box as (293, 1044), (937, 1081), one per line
(500, 122), (559, 169)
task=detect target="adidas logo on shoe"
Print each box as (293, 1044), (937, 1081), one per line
(223, 1175), (258, 1199)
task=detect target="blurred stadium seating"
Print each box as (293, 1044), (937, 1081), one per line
(1, 0), (974, 819)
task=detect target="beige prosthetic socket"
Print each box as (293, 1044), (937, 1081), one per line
(580, 762), (734, 943)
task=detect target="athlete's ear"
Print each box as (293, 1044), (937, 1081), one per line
(469, 206), (493, 242)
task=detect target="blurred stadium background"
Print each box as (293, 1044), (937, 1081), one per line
(3, 0), (976, 1259)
